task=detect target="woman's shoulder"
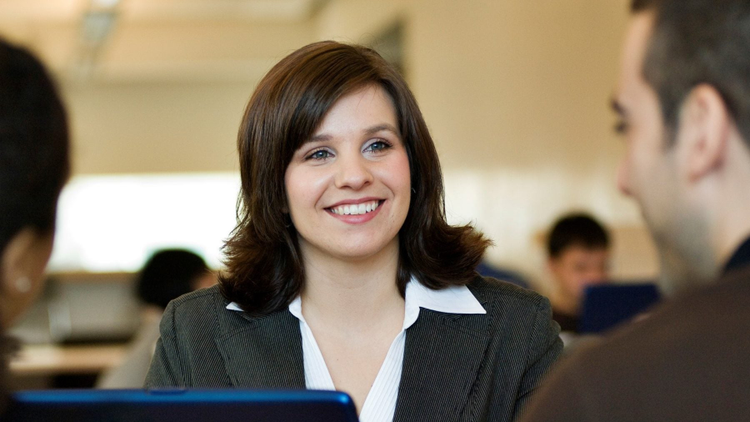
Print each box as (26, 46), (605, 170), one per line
(163, 284), (228, 319)
(170, 284), (226, 308)
(467, 275), (548, 308)
(465, 276), (560, 361)
(465, 275), (553, 326)
(161, 284), (295, 337)
(161, 285), (245, 335)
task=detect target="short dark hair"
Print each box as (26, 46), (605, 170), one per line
(631, 0), (750, 146)
(547, 213), (609, 258)
(220, 41), (489, 316)
(136, 249), (210, 309)
(0, 39), (69, 259)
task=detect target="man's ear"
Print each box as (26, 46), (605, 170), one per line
(678, 84), (731, 181)
(1, 228), (54, 328)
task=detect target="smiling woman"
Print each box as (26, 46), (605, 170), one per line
(284, 85), (411, 267)
(145, 41), (562, 422)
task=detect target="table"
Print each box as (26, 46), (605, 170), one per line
(10, 344), (127, 383)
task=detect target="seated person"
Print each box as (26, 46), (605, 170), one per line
(96, 249), (216, 388)
(545, 213), (610, 332)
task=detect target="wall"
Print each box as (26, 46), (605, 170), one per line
(59, 16), (316, 174)
(62, 81), (250, 174)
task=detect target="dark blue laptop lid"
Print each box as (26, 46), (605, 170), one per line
(9, 389), (359, 422)
(578, 283), (661, 334)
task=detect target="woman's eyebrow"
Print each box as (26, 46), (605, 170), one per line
(306, 133), (332, 144)
(304, 123), (400, 145)
(364, 123), (400, 136)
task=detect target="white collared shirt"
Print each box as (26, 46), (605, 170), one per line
(227, 277), (485, 422)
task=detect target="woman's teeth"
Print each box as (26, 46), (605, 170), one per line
(330, 201), (380, 215)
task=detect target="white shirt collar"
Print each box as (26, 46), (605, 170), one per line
(227, 276), (486, 330)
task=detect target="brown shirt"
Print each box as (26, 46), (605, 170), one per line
(520, 261), (750, 422)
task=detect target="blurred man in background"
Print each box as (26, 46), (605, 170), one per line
(522, 0), (750, 420)
(545, 213), (610, 332)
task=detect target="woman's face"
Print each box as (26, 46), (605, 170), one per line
(284, 84), (411, 264)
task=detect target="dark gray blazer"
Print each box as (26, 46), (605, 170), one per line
(145, 277), (562, 421)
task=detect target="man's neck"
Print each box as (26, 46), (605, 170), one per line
(712, 139), (750, 272)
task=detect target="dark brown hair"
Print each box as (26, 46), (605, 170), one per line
(631, 0), (750, 146)
(547, 213), (609, 258)
(220, 41), (490, 315)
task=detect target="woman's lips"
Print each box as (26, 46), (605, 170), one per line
(326, 200), (385, 224)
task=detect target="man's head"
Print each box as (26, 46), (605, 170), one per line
(547, 213), (610, 310)
(0, 39), (69, 327)
(614, 0), (750, 294)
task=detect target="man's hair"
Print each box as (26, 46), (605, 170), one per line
(547, 213), (609, 258)
(220, 41), (490, 316)
(136, 249), (210, 309)
(0, 39), (69, 259)
(632, 0), (750, 145)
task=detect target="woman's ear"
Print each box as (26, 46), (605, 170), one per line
(678, 84), (731, 182)
(1, 228), (54, 328)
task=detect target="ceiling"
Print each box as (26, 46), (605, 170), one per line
(0, 0), (329, 82)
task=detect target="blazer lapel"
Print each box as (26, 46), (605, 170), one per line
(216, 309), (306, 389)
(393, 309), (491, 421)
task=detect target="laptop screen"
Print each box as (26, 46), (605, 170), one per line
(8, 389), (359, 422)
(578, 283), (661, 334)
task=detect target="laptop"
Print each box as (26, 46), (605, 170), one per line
(578, 283), (661, 334)
(8, 389), (359, 422)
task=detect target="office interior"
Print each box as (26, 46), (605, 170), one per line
(1, 0), (657, 388)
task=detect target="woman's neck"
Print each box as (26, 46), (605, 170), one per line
(299, 240), (404, 331)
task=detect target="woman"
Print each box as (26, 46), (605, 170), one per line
(146, 41), (561, 421)
(0, 38), (70, 415)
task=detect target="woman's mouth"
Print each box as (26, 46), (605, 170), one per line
(328, 200), (382, 216)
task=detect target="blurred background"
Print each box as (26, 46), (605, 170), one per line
(2, 0), (657, 387)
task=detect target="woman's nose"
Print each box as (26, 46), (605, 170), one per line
(334, 155), (373, 190)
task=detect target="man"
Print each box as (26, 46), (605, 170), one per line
(521, 0), (750, 420)
(545, 213), (610, 332)
(0, 37), (70, 416)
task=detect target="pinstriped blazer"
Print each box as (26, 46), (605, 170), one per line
(145, 276), (562, 421)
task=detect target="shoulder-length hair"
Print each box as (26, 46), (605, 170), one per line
(220, 41), (490, 315)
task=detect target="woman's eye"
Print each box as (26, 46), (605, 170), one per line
(306, 149), (331, 160)
(365, 140), (392, 153)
